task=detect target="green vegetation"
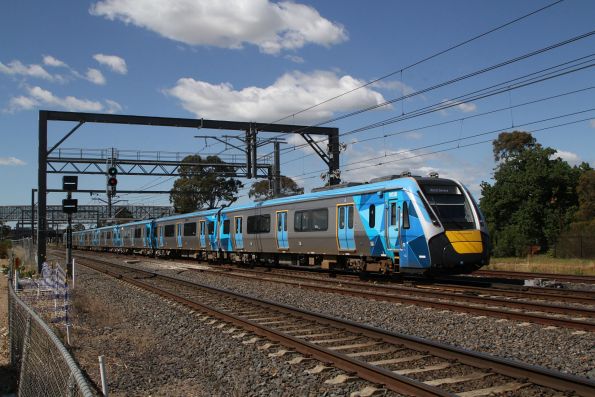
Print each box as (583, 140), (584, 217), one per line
(248, 175), (304, 200)
(0, 239), (11, 259)
(480, 131), (593, 258)
(169, 155), (243, 213)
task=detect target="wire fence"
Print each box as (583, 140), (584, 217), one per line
(555, 233), (595, 259)
(8, 265), (96, 397)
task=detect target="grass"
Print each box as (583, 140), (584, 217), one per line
(485, 255), (595, 276)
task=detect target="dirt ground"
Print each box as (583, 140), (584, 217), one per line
(0, 258), (18, 395)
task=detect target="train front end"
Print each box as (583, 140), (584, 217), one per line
(415, 178), (490, 275)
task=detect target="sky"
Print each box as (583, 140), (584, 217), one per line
(1, 0), (594, 212)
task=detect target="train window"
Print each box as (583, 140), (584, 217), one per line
(183, 222), (197, 236)
(369, 205), (376, 228)
(294, 209), (327, 232)
(134, 228), (142, 238)
(402, 202), (410, 229)
(235, 217), (242, 234)
(339, 207), (345, 229)
(200, 221), (205, 236)
(247, 215), (270, 234)
(164, 224), (175, 237)
(208, 221), (215, 235)
(277, 215), (282, 231)
(347, 206), (354, 229)
(223, 219), (230, 234)
(390, 203), (397, 226)
(106, 231), (112, 240)
(311, 209), (327, 231)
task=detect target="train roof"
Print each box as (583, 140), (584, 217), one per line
(80, 175), (459, 230)
(222, 175), (458, 213)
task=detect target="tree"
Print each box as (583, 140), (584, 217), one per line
(480, 132), (583, 257)
(575, 167), (595, 222)
(114, 207), (133, 219)
(0, 221), (10, 240)
(248, 176), (304, 200)
(170, 155), (243, 213)
(492, 131), (536, 161)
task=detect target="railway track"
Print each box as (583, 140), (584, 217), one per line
(470, 270), (595, 285)
(182, 266), (595, 332)
(63, 250), (595, 331)
(70, 253), (594, 396)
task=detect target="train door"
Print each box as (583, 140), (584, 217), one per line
(386, 198), (401, 250)
(208, 219), (217, 251)
(219, 218), (231, 251)
(177, 223), (183, 248)
(199, 220), (206, 248)
(337, 204), (355, 250)
(276, 211), (288, 250)
(233, 216), (243, 250)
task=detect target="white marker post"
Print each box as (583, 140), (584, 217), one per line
(99, 355), (109, 396)
(72, 258), (75, 288)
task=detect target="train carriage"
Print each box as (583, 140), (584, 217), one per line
(72, 174), (489, 275)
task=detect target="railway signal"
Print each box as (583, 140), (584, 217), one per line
(107, 165), (118, 197)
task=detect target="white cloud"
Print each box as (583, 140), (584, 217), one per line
(284, 54), (304, 64)
(0, 60), (54, 80)
(85, 68), (106, 85)
(404, 131), (423, 140)
(165, 70), (386, 123)
(6, 86), (119, 113)
(105, 99), (123, 113)
(374, 80), (417, 96)
(0, 157), (26, 166)
(441, 99), (477, 114)
(93, 53), (128, 74)
(43, 55), (68, 68)
(90, 0), (347, 54)
(554, 150), (581, 166)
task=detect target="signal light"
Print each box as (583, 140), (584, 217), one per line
(108, 177), (118, 187)
(108, 166), (118, 176)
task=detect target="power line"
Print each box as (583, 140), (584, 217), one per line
(281, 85), (595, 166)
(279, 53), (595, 163)
(281, 29), (595, 138)
(291, 108), (595, 181)
(264, 0), (565, 127)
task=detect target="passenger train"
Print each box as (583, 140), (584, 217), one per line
(72, 174), (490, 275)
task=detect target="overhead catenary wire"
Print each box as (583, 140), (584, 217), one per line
(274, 32), (595, 157)
(281, 85), (595, 166)
(263, 0), (565, 129)
(290, 108), (595, 181)
(278, 54), (595, 167)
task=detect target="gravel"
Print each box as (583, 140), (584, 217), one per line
(140, 262), (595, 380)
(69, 265), (400, 396)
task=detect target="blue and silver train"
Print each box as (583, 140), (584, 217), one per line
(73, 174), (489, 275)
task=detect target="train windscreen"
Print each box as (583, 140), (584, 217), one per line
(419, 183), (475, 230)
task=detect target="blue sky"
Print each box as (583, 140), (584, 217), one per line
(1, 0), (594, 211)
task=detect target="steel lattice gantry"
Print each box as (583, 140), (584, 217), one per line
(37, 110), (341, 270)
(1, 205), (174, 225)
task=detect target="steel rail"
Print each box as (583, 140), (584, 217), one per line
(79, 257), (452, 396)
(472, 270), (595, 284)
(63, 250), (595, 330)
(186, 268), (595, 331)
(212, 266), (595, 307)
(76, 255), (595, 397)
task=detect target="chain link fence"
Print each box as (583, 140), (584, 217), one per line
(555, 233), (595, 259)
(8, 267), (96, 396)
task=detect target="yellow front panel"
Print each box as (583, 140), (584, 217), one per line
(445, 230), (483, 254)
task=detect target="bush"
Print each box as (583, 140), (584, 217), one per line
(0, 240), (12, 259)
